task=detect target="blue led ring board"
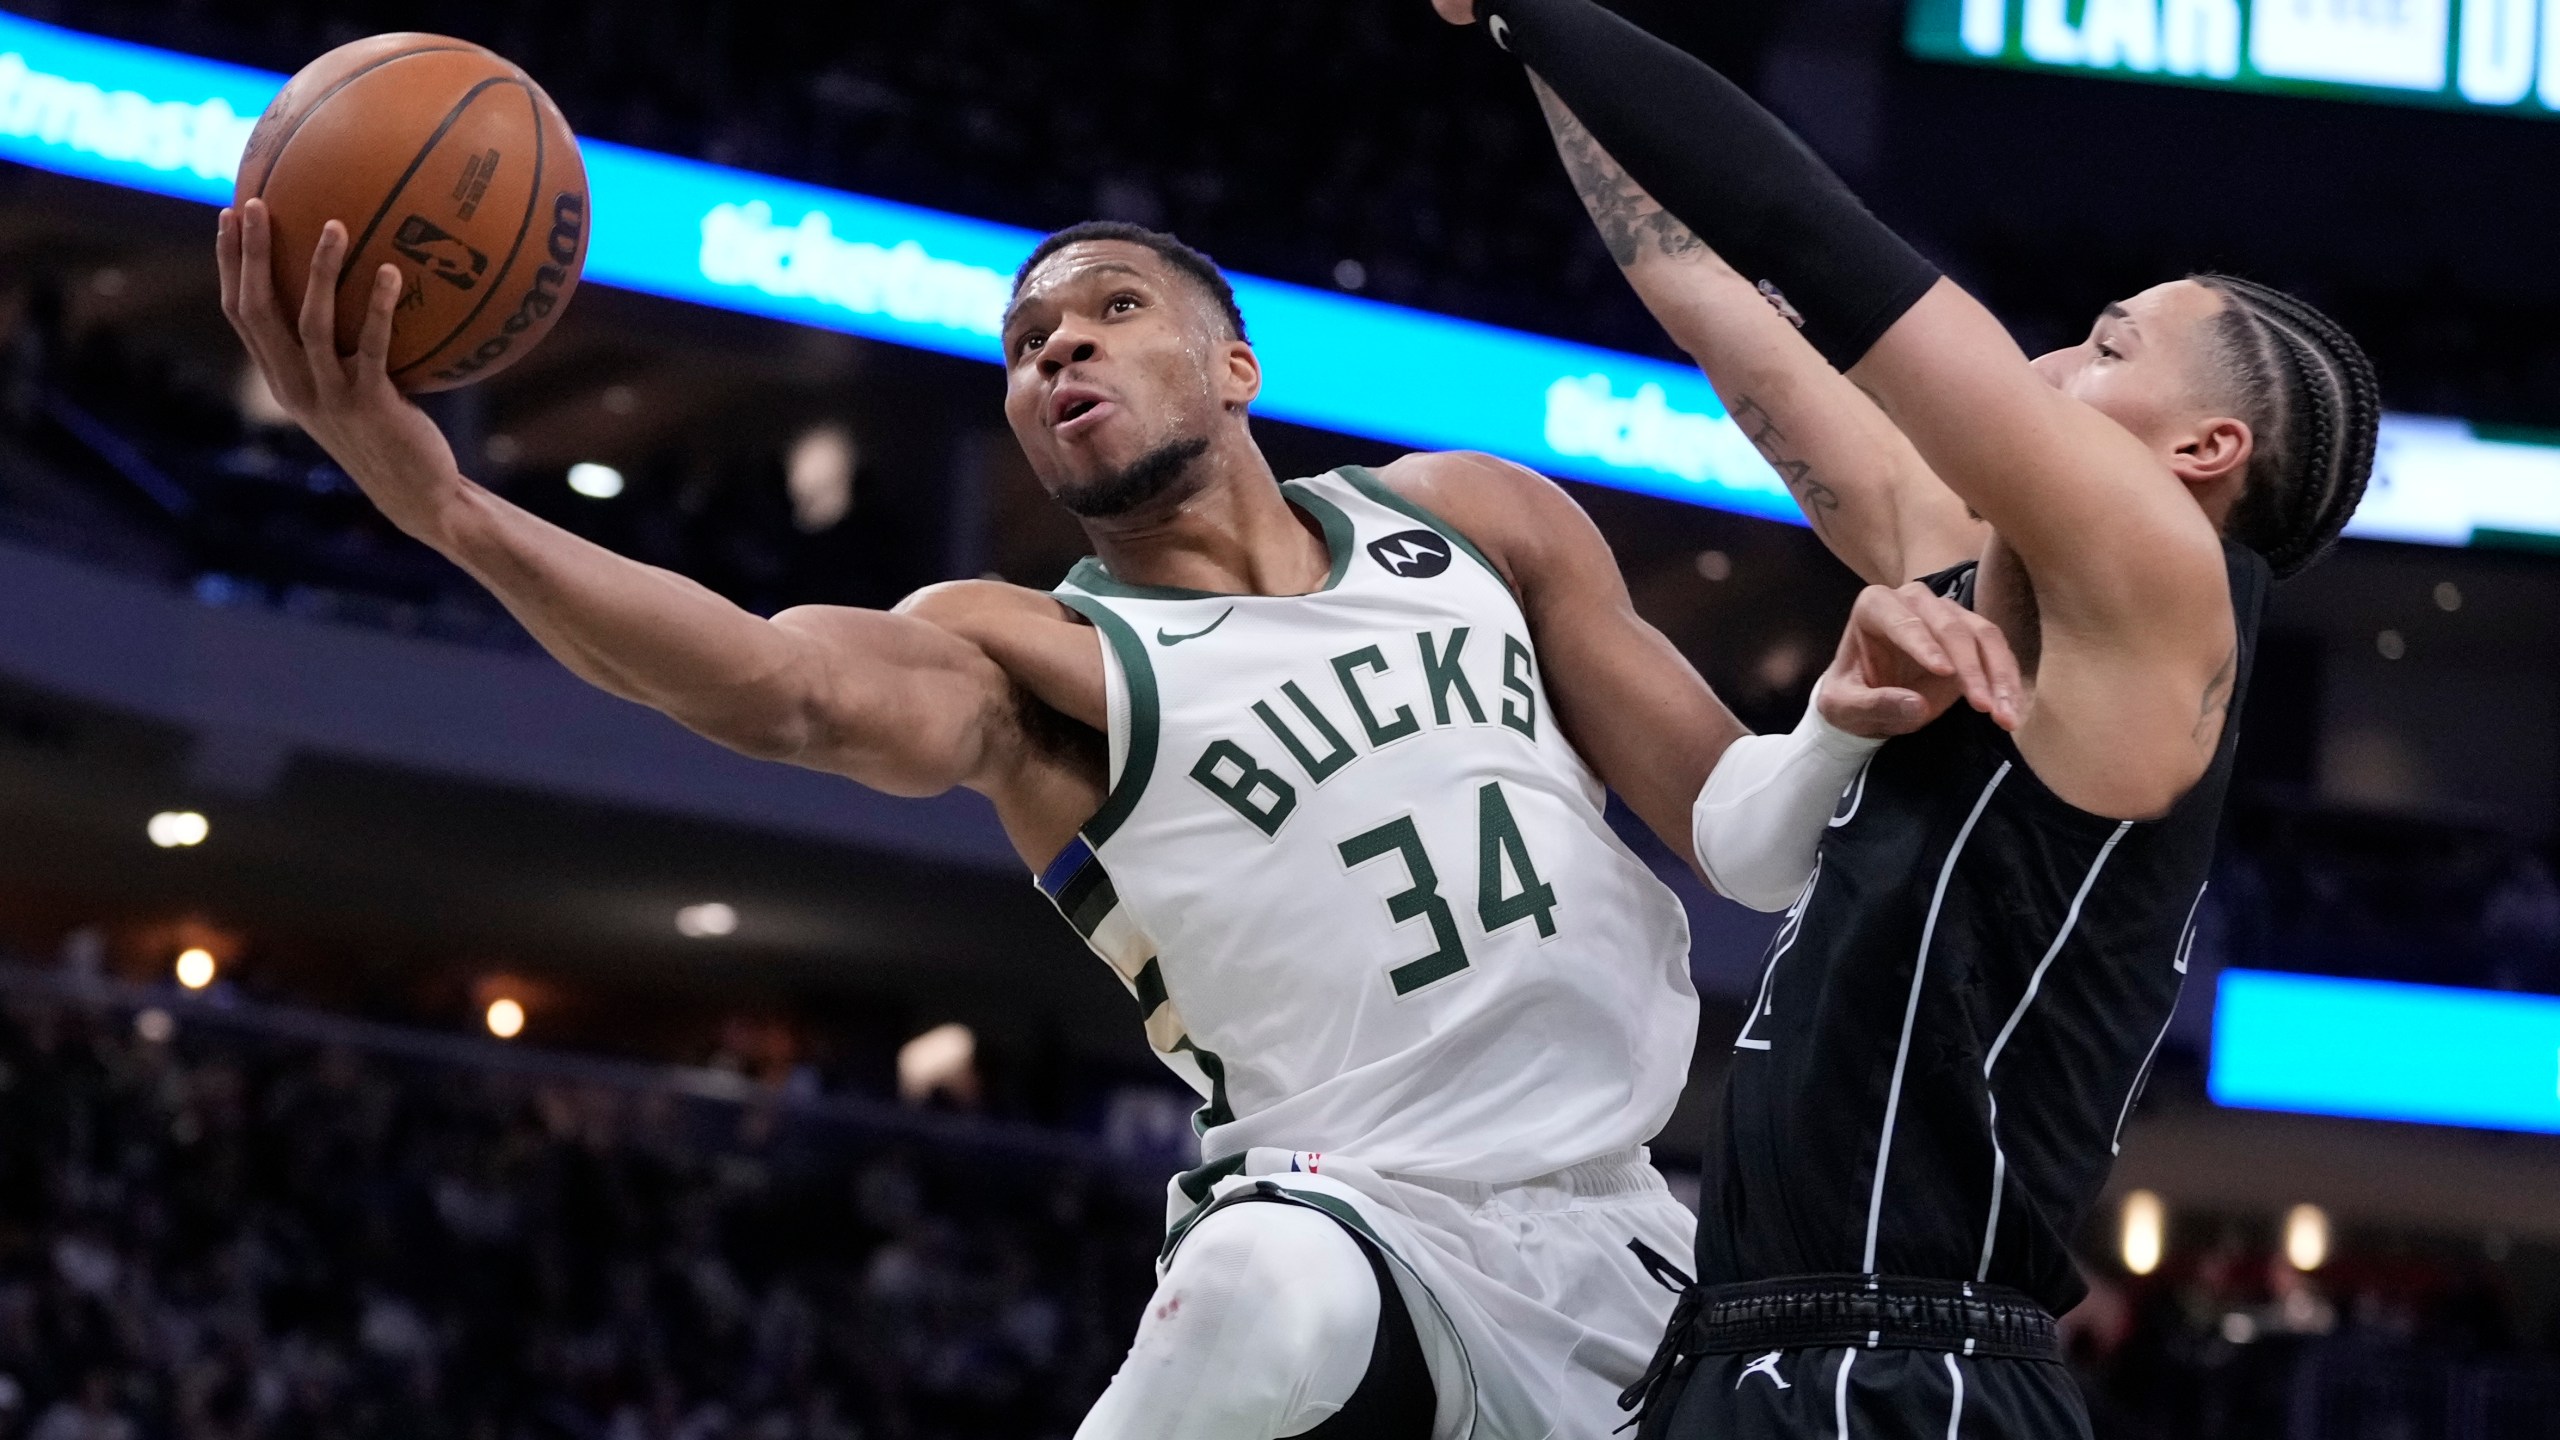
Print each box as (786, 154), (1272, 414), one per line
(1, 7), (2555, 545)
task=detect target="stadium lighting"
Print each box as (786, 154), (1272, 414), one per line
(174, 948), (216, 990)
(566, 462), (625, 499)
(2285, 1204), (2331, 1272)
(133, 1008), (175, 1044)
(897, 1023), (977, 1104)
(485, 997), (526, 1039)
(2121, 1190), (2165, 1276)
(675, 903), (739, 938)
(786, 424), (856, 533)
(235, 364), (292, 428)
(147, 810), (209, 848)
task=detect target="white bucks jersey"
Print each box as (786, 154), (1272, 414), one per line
(1036, 466), (1696, 1183)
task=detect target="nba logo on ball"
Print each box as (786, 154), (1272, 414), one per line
(1368, 530), (1452, 579)
(239, 33), (591, 392)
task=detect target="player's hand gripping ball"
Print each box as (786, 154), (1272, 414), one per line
(235, 34), (589, 392)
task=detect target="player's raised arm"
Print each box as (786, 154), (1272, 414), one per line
(1526, 80), (1982, 587)
(1459, 0), (2223, 621)
(217, 199), (1053, 803)
(1447, 0), (2378, 818)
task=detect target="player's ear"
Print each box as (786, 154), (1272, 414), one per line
(1221, 339), (1262, 412)
(2169, 415), (2251, 492)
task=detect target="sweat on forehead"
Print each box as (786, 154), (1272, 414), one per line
(1008, 223), (1249, 342)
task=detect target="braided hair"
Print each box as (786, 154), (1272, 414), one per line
(2190, 274), (2380, 580)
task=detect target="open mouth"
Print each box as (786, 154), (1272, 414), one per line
(1050, 385), (1116, 437)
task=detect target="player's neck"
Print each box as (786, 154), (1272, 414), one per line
(1084, 443), (1330, 597)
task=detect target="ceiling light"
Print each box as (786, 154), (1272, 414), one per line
(133, 1008), (175, 1044)
(1695, 549), (1733, 582)
(2120, 1189), (2164, 1276)
(1332, 259), (1368, 291)
(235, 365), (292, 428)
(601, 385), (638, 416)
(676, 902), (738, 938)
(2375, 629), (2406, 660)
(2284, 1203), (2329, 1272)
(2434, 581), (2462, 612)
(567, 462), (625, 499)
(897, 1023), (977, 1104)
(147, 811), (209, 848)
(174, 948), (216, 990)
(787, 424), (856, 533)
(485, 997), (525, 1039)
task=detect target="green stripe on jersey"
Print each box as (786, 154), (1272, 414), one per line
(1053, 593), (1160, 847)
(1132, 957), (1170, 1016)
(1060, 486), (1356, 600)
(1279, 480), (1356, 591)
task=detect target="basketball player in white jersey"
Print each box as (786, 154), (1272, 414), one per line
(214, 200), (2023, 1439)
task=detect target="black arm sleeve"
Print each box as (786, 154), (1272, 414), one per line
(1480, 0), (1940, 369)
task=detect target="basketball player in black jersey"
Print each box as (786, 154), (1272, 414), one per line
(1432, 1), (2381, 1435)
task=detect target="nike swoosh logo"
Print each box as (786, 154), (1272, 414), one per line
(1156, 606), (1236, 647)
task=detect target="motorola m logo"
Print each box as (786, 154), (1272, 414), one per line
(1367, 529), (1452, 580)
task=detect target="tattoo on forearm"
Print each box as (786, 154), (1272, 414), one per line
(1730, 394), (1844, 542)
(2196, 646), (2237, 743)
(1534, 85), (1706, 270)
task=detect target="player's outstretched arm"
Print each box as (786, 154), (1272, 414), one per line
(1527, 80), (1983, 587)
(215, 200), (1040, 801)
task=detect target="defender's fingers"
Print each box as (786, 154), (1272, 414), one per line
(1861, 589), (1954, 676)
(1827, 684), (1928, 737)
(1921, 603), (2020, 726)
(354, 263), (401, 376)
(1960, 613), (2025, 728)
(1903, 598), (1997, 713)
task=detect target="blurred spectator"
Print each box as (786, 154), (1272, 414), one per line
(0, 995), (1167, 1440)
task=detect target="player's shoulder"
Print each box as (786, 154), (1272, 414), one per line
(891, 578), (1096, 678)
(1373, 449), (1556, 508)
(894, 577), (1077, 631)
(893, 579), (1109, 736)
(1372, 451), (1604, 591)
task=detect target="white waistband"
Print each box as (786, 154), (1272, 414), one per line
(1379, 1147), (1665, 1204)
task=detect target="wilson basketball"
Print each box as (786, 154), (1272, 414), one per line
(236, 34), (590, 392)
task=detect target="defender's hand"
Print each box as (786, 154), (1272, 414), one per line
(216, 199), (465, 542)
(1433, 0), (1479, 23)
(1815, 582), (2024, 739)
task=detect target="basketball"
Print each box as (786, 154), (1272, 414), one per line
(235, 34), (590, 392)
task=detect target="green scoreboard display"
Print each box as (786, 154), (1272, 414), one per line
(1908, 0), (2560, 118)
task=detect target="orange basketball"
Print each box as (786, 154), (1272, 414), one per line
(236, 34), (590, 393)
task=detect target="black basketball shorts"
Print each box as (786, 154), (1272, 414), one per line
(1640, 1343), (2092, 1440)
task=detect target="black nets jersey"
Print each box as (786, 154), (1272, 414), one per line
(1694, 540), (2270, 1316)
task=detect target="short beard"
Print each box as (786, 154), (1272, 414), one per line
(1057, 436), (1212, 519)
